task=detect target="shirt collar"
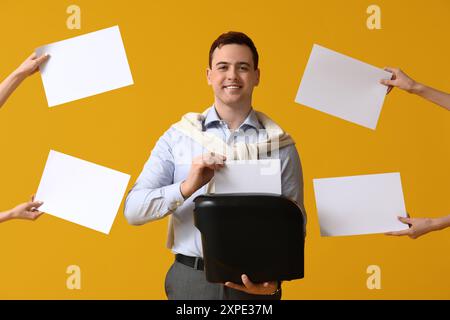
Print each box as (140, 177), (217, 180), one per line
(204, 106), (262, 130)
(204, 106), (222, 127)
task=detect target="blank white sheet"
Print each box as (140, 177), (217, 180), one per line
(213, 159), (281, 195)
(36, 25), (133, 107)
(313, 172), (408, 237)
(295, 44), (392, 130)
(35, 150), (130, 234)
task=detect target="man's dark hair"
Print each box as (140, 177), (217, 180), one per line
(209, 31), (259, 70)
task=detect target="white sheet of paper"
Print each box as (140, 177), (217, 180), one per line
(313, 172), (407, 237)
(36, 25), (133, 107)
(295, 44), (392, 130)
(35, 150), (130, 234)
(213, 159), (281, 195)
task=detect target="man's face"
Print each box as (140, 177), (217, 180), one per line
(207, 44), (260, 108)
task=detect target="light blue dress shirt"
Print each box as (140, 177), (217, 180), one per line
(124, 106), (306, 258)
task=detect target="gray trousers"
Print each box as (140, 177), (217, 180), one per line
(165, 260), (282, 300)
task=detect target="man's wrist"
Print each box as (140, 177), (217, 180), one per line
(180, 181), (193, 199)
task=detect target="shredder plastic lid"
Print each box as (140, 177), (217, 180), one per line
(193, 193), (305, 284)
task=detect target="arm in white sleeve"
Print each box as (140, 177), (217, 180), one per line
(124, 129), (185, 225)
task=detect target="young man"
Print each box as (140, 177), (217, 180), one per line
(0, 52), (48, 223)
(125, 32), (306, 299)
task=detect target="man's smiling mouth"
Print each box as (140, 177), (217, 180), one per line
(223, 85), (242, 89)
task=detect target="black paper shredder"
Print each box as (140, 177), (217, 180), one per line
(193, 193), (305, 284)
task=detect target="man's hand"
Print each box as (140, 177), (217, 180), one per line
(385, 216), (440, 239)
(225, 274), (279, 296)
(14, 52), (50, 79)
(180, 152), (226, 199)
(380, 67), (419, 94)
(9, 195), (44, 221)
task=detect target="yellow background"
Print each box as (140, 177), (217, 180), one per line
(0, 0), (448, 299)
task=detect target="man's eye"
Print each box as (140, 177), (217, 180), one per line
(218, 66), (227, 70)
(240, 66), (249, 71)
